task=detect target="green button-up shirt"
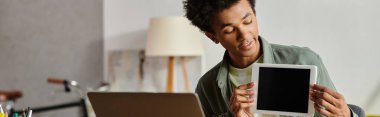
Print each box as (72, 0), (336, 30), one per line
(195, 37), (358, 117)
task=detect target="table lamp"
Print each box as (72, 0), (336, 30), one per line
(145, 16), (204, 92)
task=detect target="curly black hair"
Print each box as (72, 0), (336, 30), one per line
(183, 0), (256, 33)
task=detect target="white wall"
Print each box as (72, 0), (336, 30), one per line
(104, 0), (380, 114)
(0, 0), (103, 117)
(256, 0), (380, 114)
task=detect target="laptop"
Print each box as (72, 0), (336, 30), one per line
(88, 92), (205, 117)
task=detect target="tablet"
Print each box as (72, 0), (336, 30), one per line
(251, 63), (317, 116)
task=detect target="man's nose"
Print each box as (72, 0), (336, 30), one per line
(237, 27), (251, 41)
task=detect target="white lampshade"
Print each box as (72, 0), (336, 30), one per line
(145, 16), (204, 56)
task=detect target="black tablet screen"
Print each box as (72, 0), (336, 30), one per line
(256, 67), (310, 113)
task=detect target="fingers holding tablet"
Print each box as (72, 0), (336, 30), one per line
(313, 103), (334, 116)
(310, 84), (351, 117)
(310, 88), (338, 113)
(234, 82), (255, 102)
(237, 82), (254, 90)
(311, 84), (343, 100)
(312, 96), (338, 115)
(229, 82), (255, 116)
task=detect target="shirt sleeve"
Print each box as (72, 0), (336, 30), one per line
(350, 108), (359, 117)
(302, 47), (336, 91)
(195, 82), (213, 117)
(314, 53), (336, 91)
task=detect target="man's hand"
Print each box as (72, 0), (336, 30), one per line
(310, 84), (351, 117)
(229, 82), (255, 117)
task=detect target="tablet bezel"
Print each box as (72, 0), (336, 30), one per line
(251, 63), (317, 117)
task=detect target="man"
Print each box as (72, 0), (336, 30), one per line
(183, 0), (358, 117)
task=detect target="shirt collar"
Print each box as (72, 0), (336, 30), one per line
(261, 36), (275, 64)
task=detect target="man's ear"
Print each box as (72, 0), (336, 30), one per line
(205, 32), (219, 44)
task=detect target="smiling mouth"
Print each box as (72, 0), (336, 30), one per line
(239, 41), (253, 50)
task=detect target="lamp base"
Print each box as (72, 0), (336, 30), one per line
(166, 56), (175, 92)
(166, 56), (191, 93)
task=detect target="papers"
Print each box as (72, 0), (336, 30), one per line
(0, 104), (7, 117)
(0, 104), (32, 117)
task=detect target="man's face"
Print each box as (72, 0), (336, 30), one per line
(206, 0), (260, 58)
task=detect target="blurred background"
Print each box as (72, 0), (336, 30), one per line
(0, 0), (379, 117)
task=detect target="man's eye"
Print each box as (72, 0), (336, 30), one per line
(244, 19), (252, 24)
(223, 28), (234, 34)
